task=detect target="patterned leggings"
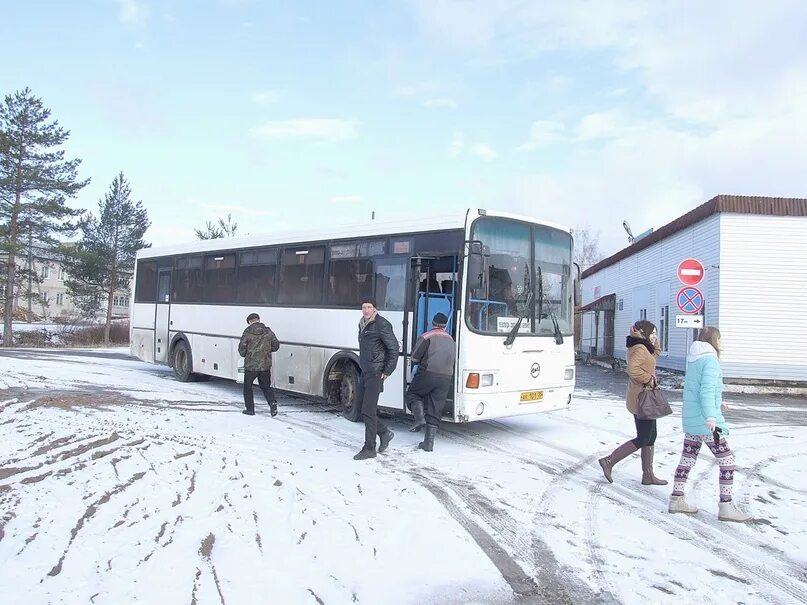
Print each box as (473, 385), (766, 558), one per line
(672, 434), (736, 502)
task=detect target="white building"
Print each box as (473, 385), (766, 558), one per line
(580, 195), (807, 384)
(1, 251), (131, 321)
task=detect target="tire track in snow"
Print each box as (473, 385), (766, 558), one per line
(280, 413), (606, 603)
(46, 470), (147, 578)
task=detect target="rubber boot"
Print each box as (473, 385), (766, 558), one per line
(378, 429), (394, 453)
(410, 401), (426, 432)
(718, 501), (752, 523)
(418, 425), (436, 452)
(668, 495), (698, 514)
(641, 446), (668, 485)
(598, 441), (638, 483)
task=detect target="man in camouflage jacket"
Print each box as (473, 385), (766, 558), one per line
(238, 313), (280, 416)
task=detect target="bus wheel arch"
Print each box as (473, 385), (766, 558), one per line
(170, 334), (199, 382)
(324, 353), (362, 422)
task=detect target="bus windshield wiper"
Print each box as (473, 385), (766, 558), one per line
(541, 290), (564, 345)
(503, 290), (533, 347)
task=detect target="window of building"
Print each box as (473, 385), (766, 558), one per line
(135, 261), (158, 302)
(278, 247), (325, 305)
(124, 296), (129, 307)
(56, 293), (64, 305)
(203, 254), (237, 303)
(173, 256), (204, 302)
(58, 267), (66, 280)
(41, 265), (50, 279)
(237, 248), (278, 304)
(328, 259), (374, 307)
(375, 258), (407, 311)
(42, 291), (49, 304)
(118, 277), (129, 288)
(113, 296), (119, 306)
(639, 308), (647, 320)
(659, 305), (670, 352)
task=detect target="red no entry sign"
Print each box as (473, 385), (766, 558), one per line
(677, 258), (704, 286)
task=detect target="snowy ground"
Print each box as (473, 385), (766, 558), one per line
(1, 349), (806, 605)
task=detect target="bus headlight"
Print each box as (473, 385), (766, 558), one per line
(481, 373), (494, 387)
(564, 367), (574, 380)
(475, 402), (485, 416)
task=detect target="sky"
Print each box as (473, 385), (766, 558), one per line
(2, 0), (806, 256)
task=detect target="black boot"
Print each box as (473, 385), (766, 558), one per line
(353, 446), (377, 461)
(242, 408), (255, 416)
(378, 429), (394, 453)
(418, 425), (436, 452)
(270, 403), (278, 417)
(410, 401), (426, 432)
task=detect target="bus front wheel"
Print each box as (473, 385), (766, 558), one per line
(340, 363), (362, 422)
(173, 340), (197, 382)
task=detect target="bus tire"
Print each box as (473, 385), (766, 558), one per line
(172, 340), (196, 382)
(340, 363), (362, 422)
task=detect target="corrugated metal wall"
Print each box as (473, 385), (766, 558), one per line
(719, 214), (807, 381)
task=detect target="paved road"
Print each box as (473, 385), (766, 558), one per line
(575, 362), (807, 426)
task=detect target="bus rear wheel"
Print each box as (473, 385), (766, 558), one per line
(340, 363), (362, 422)
(172, 340), (197, 382)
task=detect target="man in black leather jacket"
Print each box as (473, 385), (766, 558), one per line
(353, 297), (399, 460)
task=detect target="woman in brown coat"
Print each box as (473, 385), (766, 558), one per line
(598, 320), (667, 485)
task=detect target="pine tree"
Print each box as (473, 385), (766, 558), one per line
(194, 213), (238, 240)
(0, 88), (88, 346)
(63, 172), (150, 343)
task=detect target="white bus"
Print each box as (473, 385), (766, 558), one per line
(130, 209), (578, 423)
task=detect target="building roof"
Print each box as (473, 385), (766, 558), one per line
(578, 292), (616, 313)
(582, 194), (807, 278)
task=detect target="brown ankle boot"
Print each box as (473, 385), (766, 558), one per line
(641, 446), (668, 485)
(598, 441), (638, 483)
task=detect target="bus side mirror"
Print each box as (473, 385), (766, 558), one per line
(573, 262), (582, 307)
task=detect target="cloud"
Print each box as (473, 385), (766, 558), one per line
(449, 130), (464, 156)
(449, 132), (496, 160)
(423, 98), (457, 109)
(330, 196), (363, 204)
(468, 143), (497, 161)
(251, 91), (279, 104)
(517, 120), (566, 151)
(252, 119), (359, 143)
(410, 1), (807, 256)
(395, 84), (430, 97)
(117, 0), (149, 25)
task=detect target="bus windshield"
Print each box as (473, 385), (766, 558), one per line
(466, 217), (573, 337)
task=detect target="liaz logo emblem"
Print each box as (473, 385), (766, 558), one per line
(530, 363), (541, 378)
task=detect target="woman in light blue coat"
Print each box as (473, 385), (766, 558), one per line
(668, 327), (751, 522)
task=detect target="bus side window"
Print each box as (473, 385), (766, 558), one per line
(134, 261), (157, 302)
(375, 259), (406, 311)
(278, 247), (325, 305)
(328, 258), (374, 307)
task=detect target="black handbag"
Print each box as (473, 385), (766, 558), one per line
(636, 380), (672, 420)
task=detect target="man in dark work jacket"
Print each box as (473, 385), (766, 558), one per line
(353, 297), (399, 460)
(406, 312), (455, 451)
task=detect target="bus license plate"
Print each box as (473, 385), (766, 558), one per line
(520, 390), (544, 403)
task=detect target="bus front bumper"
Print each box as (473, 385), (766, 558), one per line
(455, 385), (574, 422)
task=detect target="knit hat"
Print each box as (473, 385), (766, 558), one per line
(246, 313), (260, 323)
(360, 297), (377, 308)
(432, 312), (448, 326)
